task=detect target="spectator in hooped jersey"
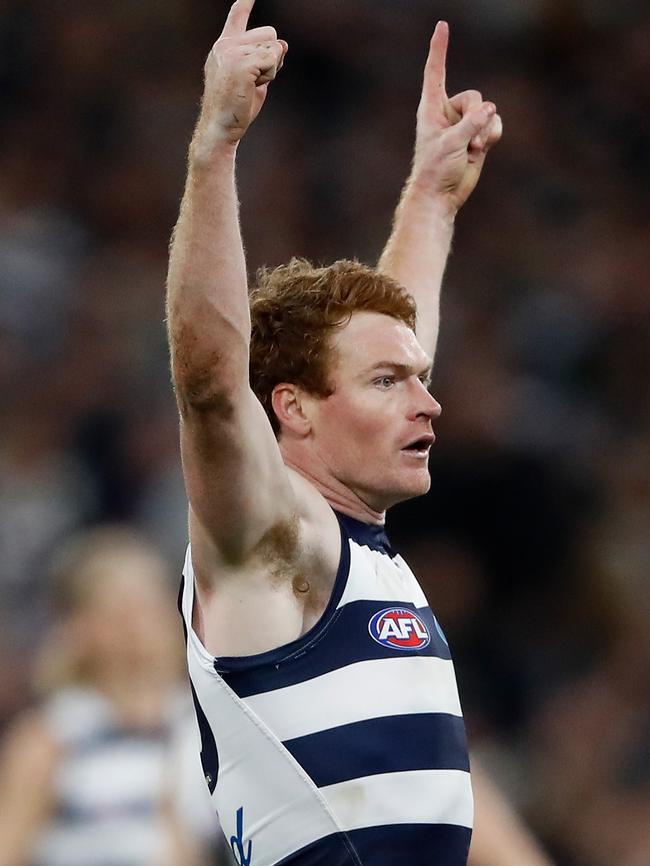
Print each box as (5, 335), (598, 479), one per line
(0, 527), (216, 866)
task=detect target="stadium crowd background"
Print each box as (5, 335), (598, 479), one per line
(0, 0), (648, 864)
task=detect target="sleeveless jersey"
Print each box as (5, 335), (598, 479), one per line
(31, 686), (183, 866)
(179, 512), (473, 866)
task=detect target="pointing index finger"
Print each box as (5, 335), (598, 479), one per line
(424, 21), (449, 104)
(221, 0), (256, 37)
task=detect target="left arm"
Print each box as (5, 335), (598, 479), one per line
(380, 26), (556, 865)
(378, 21), (502, 358)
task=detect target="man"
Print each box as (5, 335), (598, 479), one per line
(167, 2), (553, 864)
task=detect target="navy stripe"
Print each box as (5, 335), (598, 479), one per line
(273, 824), (472, 866)
(347, 823), (472, 866)
(68, 730), (166, 758)
(188, 680), (219, 794)
(274, 832), (361, 866)
(336, 512), (396, 556)
(177, 575), (185, 621)
(178, 575), (219, 794)
(55, 800), (157, 824)
(221, 598), (451, 699)
(283, 712), (469, 787)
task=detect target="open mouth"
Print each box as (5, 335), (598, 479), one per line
(401, 435), (435, 456)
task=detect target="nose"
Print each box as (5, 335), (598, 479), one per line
(412, 379), (441, 421)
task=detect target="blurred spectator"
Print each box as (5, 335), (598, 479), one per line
(0, 527), (218, 866)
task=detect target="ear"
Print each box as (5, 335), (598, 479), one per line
(271, 383), (312, 437)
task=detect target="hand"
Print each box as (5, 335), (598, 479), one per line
(412, 22), (502, 214)
(193, 0), (288, 158)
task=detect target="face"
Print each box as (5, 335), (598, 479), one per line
(72, 550), (180, 678)
(305, 311), (441, 511)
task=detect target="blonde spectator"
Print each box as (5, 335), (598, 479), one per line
(0, 527), (210, 866)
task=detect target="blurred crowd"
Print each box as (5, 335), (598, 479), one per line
(0, 1), (648, 865)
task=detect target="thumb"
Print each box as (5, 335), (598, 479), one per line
(442, 103), (496, 153)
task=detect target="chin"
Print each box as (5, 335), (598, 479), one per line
(380, 472), (431, 509)
(405, 475), (431, 500)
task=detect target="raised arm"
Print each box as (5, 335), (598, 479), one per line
(378, 22), (502, 358)
(166, 0), (292, 563)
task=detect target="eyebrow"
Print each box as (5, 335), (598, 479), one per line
(363, 361), (432, 378)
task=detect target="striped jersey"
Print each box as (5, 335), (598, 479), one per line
(32, 687), (182, 866)
(179, 511), (473, 866)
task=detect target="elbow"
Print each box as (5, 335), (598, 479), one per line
(174, 370), (237, 420)
(170, 331), (246, 420)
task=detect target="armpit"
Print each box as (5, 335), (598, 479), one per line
(253, 514), (301, 583)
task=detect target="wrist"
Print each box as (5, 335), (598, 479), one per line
(189, 124), (239, 173)
(402, 175), (458, 225)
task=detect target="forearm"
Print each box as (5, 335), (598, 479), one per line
(380, 22), (501, 361)
(166, 141), (251, 408)
(377, 180), (455, 360)
(469, 763), (555, 866)
(166, 0), (288, 406)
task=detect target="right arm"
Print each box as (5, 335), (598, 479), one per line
(166, 0), (292, 566)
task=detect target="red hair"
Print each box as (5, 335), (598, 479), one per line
(249, 258), (417, 434)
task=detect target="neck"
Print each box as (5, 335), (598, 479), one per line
(281, 448), (385, 525)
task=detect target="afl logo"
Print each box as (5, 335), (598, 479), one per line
(368, 607), (430, 651)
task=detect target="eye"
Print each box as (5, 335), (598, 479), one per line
(374, 376), (395, 389)
(419, 374), (432, 388)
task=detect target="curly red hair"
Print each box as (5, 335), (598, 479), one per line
(249, 258), (417, 434)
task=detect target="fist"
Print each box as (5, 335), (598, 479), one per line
(194, 0), (288, 154)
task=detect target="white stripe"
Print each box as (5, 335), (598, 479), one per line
(337, 542), (428, 609)
(59, 745), (163, 807)
(185, 618), (343, 865)
(322, 769), (473, 831)
(244, 656), (462, 741)
(33, 820), (162, 866)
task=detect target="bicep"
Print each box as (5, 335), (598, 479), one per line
(0, 714), (58, 866)
(180, 385), (296, 563)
